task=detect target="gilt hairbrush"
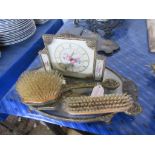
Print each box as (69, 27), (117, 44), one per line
(16, 70), (63, 103)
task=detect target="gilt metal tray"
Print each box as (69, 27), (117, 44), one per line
(27, 67), (142, 123)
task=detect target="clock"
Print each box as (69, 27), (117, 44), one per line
(42, 34), (97, 78)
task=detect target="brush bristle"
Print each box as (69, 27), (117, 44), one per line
(64, 94), (133, 115)
(16, 70), (63, 103)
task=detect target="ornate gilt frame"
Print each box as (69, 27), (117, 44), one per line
(42, 33), (97, 78)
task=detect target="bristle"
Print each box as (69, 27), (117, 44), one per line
(16, 70), (63, 103)
(64, 94), (134, 115)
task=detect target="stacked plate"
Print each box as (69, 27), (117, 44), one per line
(34, 19), (49, 25)
(0, 19), (36, 46)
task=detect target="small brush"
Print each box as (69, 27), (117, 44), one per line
(63, 78), (120, 92)
(64, 94), (133, 115)
(16, 70), (64, 104)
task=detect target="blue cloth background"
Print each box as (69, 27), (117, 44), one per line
(1, 19), (155, 134)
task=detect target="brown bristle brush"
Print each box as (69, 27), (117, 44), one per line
(64, 94), (134, 115)
(16, 70), (64, 104)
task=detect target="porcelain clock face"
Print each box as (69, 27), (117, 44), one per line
(44, 37), (96, 78)
(54, 43), (89, 72)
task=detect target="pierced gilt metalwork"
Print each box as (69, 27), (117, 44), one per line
(125, 103), (142, 115)
(43, 33), (97, 50)
(102, 78), (120, 90)
(74, 19), (122, 38)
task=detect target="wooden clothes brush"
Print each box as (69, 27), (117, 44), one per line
(16, 70), (64, 103)
(64, 94), (133, 115)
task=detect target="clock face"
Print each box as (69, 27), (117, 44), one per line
(45, 37), (96, 78)
(54, 42), (89, 72)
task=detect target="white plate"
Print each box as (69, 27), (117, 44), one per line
(0, 21), (35, 37)
(0, 20), (34, 33)
(0, 20), (36, 46)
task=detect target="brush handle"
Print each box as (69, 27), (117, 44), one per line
(63, 83), (98, 92)
(30, 100), (57, 110)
